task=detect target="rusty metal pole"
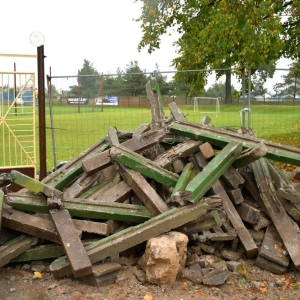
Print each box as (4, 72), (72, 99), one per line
(37, 45), (47, 180)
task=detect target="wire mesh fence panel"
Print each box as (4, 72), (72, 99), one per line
(46, 68), (300, 171)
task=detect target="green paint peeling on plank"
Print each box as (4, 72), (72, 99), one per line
(7, 194), (152, 223)
(186, 141), (243, 203)
(169, 122), (300, 166)
(110, 145), (179, 187)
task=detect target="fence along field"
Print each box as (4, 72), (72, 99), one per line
(2, 67), (298, 173)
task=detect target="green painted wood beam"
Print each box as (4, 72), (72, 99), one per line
(169, 121), (300, 166)
(7, 193), (152, 223)
(185, 141), (243, 203)
(171, 163), (196, 197)
(110, 144), (179, 188)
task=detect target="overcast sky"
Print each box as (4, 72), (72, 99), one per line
(0, 0), (178, 78)
(0, 0), (292, 94)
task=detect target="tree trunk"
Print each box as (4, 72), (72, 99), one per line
(225, 72), (232, 104)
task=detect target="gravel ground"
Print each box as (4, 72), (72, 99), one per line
(1, 258), (300, 300)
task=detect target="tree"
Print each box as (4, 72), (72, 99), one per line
(149, 63), (170, 95)
(136, 1), (298, 103)
(273, 61), (300, 104)
(69, 59), (100, 99)
(123, 61), (148, 96)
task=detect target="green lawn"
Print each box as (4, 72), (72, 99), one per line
(2, 104), (300, 171)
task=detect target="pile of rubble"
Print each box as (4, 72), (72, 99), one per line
(1, 83), (300, 287)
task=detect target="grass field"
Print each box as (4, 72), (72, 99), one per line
(2, 103), (300, 172)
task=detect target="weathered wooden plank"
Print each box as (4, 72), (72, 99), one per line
(185, 141), (243, 203)
(63, 172), (102, 199)
(255, 255), (287, 274)
(79, 181), (113, 199)
(191, 150), (258, 258)
(110, 144), (179, 188)
(11, 240), (97, 262)
(72, 219), (110, 236)
(7, 193), (152, 223)
(132, 123), (151, 138)
(171, 163), (196, 197)
(233, 141), (268, 168)
(0, 234), (38, 268)
(10, 170), (62, 199)
(2, 205), (62, 244)
(212, 181), (258, 258)
(169, 121), (300, 166)
(49, 197), (215, 278)
(221, 165), (245, 189)
(236, 201), (260, 224)
(146, 81), (165, 129)
(259, 225), (289, 267)
(227, 188), (244, 205)
(50, 208), (93, 278)
(168, 102), (187, 122)
(42, 138), (111, 189)
(252, 158), (300, 270)
(94, 180), (132, 203)
(82, 129), (166, 174)
(116, 163), (169, 215)
(154, 139), (203, 168)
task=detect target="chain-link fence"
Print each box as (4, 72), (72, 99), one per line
(46, 68), (300, 171)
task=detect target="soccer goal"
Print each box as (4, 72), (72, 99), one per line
(193, 97), (220, 117)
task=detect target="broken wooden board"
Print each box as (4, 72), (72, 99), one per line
(168, 121), (300, 166)
(115, 163), (169, 215)
(259, 225), (289, 267)
(255, 255), (287, 274)
(154, 139), (203, 168)
(191, 150), (258, 258)
(7, 193), (152, 223)
(82, 129), (166, 174)
(168, 102), (187, 122)
(10, 170), (62, 199)
(185, 141), (243, 203)
(93, 180), (132, 203)
(212, 181), (258, 258)
(252, 158), (300, 270)
(42, 137), (111, 190)
(11, 240), (97, 262)
(50, 208), (93, 278)
(49, 197), (217, 278)
(2, 205), (64, 244)
(233, 141), (268, 168)
(62, 171), (102, 199)
(72, 219), (111, 236)
(0, 234), (38, 268)
(110, 144), (179, 188)
(146, 81), (165, 129)
(171, 163), (196, 197)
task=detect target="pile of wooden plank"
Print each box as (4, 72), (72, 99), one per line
(1, 83), (300, 287)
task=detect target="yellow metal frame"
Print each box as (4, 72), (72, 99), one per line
(0, 71), (36, 176)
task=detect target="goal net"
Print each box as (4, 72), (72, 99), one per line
(193, 97), (220, 117)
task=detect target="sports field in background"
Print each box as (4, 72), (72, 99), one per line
(38, 103), (300, 172)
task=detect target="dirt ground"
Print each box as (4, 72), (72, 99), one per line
(1, 257), (300, 300)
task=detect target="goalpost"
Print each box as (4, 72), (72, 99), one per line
(193, 97), (220, 117)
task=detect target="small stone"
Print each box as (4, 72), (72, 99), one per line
(226, 261), (242, 272)
(10, 276), (15, 282)
(276, 279), (284, 286)
(10, 288), (16, 293)
(181, 268), (203, 284)
(251, 281), (262, 290)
